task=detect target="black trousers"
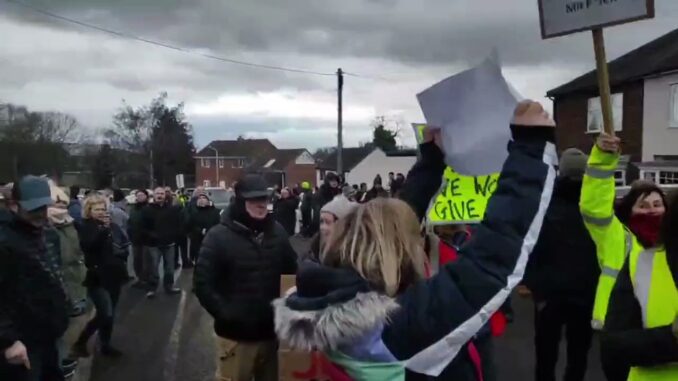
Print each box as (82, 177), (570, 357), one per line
(189, 234), (203, 263)
(534, 299), (594, 381)
(174, 236), (188, 267)
(77, 285), (121, 347)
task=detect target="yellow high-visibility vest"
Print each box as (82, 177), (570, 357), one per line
(580, 146), (630, 329)
(627, 247), (678, 380)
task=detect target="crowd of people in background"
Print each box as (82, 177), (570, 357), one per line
(2, 101), (678, 381)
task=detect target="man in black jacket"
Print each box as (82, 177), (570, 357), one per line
(194, 174), (297, 381)
(142, 187), (183, 298)
(128, 189), (149, 288)
(524, 148), (600, 381)
(0, 176), (69, 381)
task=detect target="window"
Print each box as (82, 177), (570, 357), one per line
(232, 158), (244, 168)
(643, 171), (658, 183)
(203, 180), (211, 187)
(218, 159), (224, 168)
(659, 171), (678, 185)
(587, 93), (623, 133)
(201, 158), (211, 168)
(614, 170), (626, 186)
(670, 84), (678, 128)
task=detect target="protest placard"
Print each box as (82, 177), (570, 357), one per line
(417, 56), (519, 176)
(537, 0), (654, 136)
(412, 123), (499, 225)
(538, 0), (654, 39)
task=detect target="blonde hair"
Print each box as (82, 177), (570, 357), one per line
(82, 194), (109, 219)
(322, 198), (426, 297)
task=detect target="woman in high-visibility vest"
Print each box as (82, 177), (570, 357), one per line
(585, 133), (678, 381)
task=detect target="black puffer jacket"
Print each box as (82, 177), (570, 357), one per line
(79, 218), (128, 290)
(524, 177), (599, 305)
(141, 202), (183, 247)
(194, 209), (298, 342)
(0, 210), (69, 351)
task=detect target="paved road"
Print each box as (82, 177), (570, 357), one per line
(80, 237), (606, 381)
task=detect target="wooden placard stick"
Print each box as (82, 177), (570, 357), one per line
(592, 28), (615, 136)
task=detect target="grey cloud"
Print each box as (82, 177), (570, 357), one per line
(4, 0), (678, 69)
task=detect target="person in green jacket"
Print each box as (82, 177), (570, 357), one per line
(582, 133), (676, 381)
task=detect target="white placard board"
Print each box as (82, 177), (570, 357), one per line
(175, 174), (185, 189)
(538, 0), (654, 39)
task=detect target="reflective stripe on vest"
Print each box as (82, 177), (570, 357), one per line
(627, 248), (678, 381)
(632, 249), (657, 327)
(591, 230), (633, 330)
(585, 166), (616, 179)
(582, 213), (613, 227)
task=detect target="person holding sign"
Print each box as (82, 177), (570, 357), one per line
(582, 133), (678, 381)
(273, 101), (558, 381)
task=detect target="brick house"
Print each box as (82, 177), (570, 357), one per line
(547, 28), (678, 186)
(195, 138), (316, 188)
(250, 149), (317, 188)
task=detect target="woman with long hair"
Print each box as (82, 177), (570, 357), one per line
(273, 101), (558, 380)
(587, 133), (678, 380)
(71, 195), (129, 358)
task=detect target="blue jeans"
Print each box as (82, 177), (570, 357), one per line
(77, 286), (120, 347)
(146, 246), (176, 291)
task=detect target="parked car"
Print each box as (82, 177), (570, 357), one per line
(204, 187), (234, 211)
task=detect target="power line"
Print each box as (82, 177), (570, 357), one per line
(3, 0), (336, 77)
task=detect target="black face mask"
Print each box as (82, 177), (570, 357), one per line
(230, 197), (270, 233)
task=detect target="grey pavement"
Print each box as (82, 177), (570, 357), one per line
(80, 237), (606, 381)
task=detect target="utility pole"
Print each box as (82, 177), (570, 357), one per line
(337, 68), (344, 176)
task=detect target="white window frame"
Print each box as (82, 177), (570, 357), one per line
(670, 83), (678, 128)
(201, 158), (211, 168)
(587, 93), (624, 133)
(203, 180), (211, 187)
(641, 170), (658, 183)
(614, 170), (626, 186)
(232, 158), (244, 168)
(658, 170), (678, 185)
(218, 159), (224, 169)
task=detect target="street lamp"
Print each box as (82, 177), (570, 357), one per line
(206, 146), (219, 187)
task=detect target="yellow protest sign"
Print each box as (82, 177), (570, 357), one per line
(412, 123), (500, 225)
(427, 167), (499, 224)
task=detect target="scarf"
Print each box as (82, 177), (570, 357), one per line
(629, 213), (663, 248)
(48, 207), (74, 226)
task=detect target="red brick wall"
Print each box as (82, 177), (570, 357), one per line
(195, 158), (246, 188)
(284, 163), (316, 188)
(553, 81), (644, 162)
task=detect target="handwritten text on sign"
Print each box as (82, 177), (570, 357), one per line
(427, 167), (499, 224)
(539, 0), (654, 39)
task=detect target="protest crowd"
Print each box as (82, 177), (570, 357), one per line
(0, 100), (677, 381)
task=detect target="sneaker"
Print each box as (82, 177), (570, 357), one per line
(164, 287), (181, 295)
(70, 342), (90, 358)
(146, 291), (156, 299)
(61, 358), (78, 372)
(101, 345), (123, 358)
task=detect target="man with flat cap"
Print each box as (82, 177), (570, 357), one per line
(194, 174), (298, 381)
(0, 176), (69, 381)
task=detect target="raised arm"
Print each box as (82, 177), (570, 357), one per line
(385, 102), (558, 377)
(398, 135), (446, 221)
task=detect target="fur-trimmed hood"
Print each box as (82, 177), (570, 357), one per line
(272, 260), (400, 352)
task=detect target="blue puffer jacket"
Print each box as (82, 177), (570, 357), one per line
(273, 125), (558, 381)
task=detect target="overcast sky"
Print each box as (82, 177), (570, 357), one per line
(1, 0), (677, 150)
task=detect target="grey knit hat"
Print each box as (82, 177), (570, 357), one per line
(320, 195), (358, 220)
(559, 148), (588, 180)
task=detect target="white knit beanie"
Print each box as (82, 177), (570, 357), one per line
(321, 195), (358, 220)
